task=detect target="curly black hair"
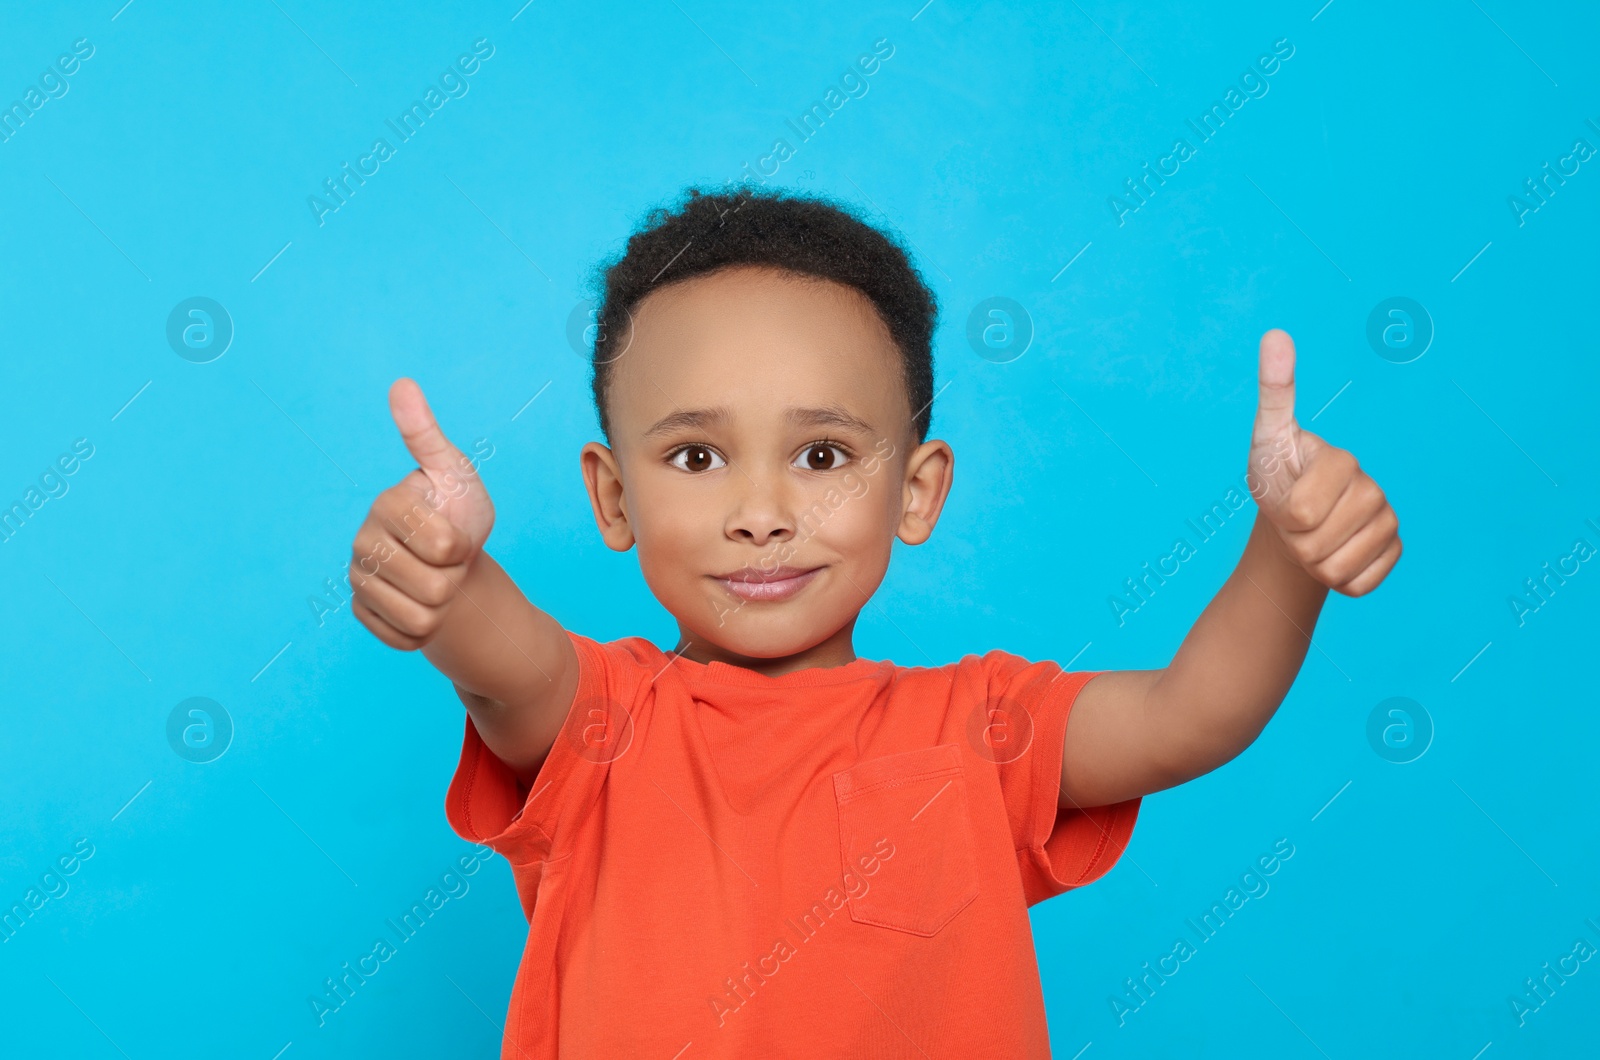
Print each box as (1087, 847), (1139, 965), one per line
(584, 183), (938, 445)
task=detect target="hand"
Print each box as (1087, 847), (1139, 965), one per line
(1248, 329), (1401, 597)
(349, 379), (497, 649)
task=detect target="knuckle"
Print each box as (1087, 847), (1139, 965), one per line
(376, 485), (415, 518)
(421, 524), (459, 564)
(1288, 536), (1319, 565)
(351, 531), (377, 564)
(1316, 557), (1352, 587)
(391, 501), (435, 543)
(420, 571), (455, 607)
(355, 601), (403, 648)
(392, 599), (438, 640)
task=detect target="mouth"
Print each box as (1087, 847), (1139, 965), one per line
(713, 565), (823, 603)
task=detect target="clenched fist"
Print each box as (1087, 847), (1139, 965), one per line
(1248, 329), (1401, 597)
(350, 379), (496, 650)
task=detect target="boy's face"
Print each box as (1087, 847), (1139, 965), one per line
(580, 264), (953, 664)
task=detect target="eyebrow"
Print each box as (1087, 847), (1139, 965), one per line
(642, 406), (731, 440)
(641, 404), (877, 440)
(789, 404), (878, 436)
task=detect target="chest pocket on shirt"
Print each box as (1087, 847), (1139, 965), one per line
(832, 743), (980, 937)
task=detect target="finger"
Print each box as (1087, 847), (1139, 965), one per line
(374, 477), (477, 567)
(351, 597), (428, 652)
(390, 378), (468, 477)
(1253, 329), (1298, 441)
(352, 527), (466, 607)
(1274, 447), (1360, 533)
(350, 566), (440, 640)
(1306, 506), (1399, 588)
(1337, 536), (1402, 597)
(1279, 474), (1388, 565)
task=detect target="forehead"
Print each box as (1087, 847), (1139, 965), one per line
(608, 264), (909, 445)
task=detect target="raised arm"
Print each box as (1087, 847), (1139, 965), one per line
(350, 378), (579, 787)
(1058, 330), (1401, 809)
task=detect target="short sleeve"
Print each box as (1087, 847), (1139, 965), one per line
(444, 630), (652, 880)
(976, 651), (1141, 906)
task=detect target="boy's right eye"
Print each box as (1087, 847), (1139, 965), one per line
(667, 445), (726, 473)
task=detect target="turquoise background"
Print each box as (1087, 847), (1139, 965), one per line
(3, 1), (1596, 1056)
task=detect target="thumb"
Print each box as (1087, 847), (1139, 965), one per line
(1294, 426), (1330, 465)
(389, 378), (467, 475)
(1253, 328), (1298, 441)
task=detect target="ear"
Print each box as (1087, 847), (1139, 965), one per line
(896, 439), (954, 546)
(580, 441), (635, 551)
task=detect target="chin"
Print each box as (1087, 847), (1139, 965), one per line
(696, 614), (832, 661)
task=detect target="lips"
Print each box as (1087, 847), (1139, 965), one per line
(714, 565), (822, 602)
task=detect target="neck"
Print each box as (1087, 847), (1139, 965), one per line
(671, 619), (859, 677)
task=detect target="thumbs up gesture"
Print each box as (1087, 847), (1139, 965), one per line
(349, 379), (496, 650)
(1248, 330), (1401, 597)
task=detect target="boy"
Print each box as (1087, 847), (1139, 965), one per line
(348, 185), (1399, 1058)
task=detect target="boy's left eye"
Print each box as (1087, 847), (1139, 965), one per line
(794, 443), (850, 471)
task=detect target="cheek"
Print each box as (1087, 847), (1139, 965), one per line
(628, 479), (723, 591)
(813, 488), (897, 573)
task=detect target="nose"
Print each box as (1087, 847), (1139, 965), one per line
(724, 472), (796, 547)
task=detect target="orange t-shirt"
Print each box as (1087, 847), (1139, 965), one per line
(445, 630), (1141, 1059)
